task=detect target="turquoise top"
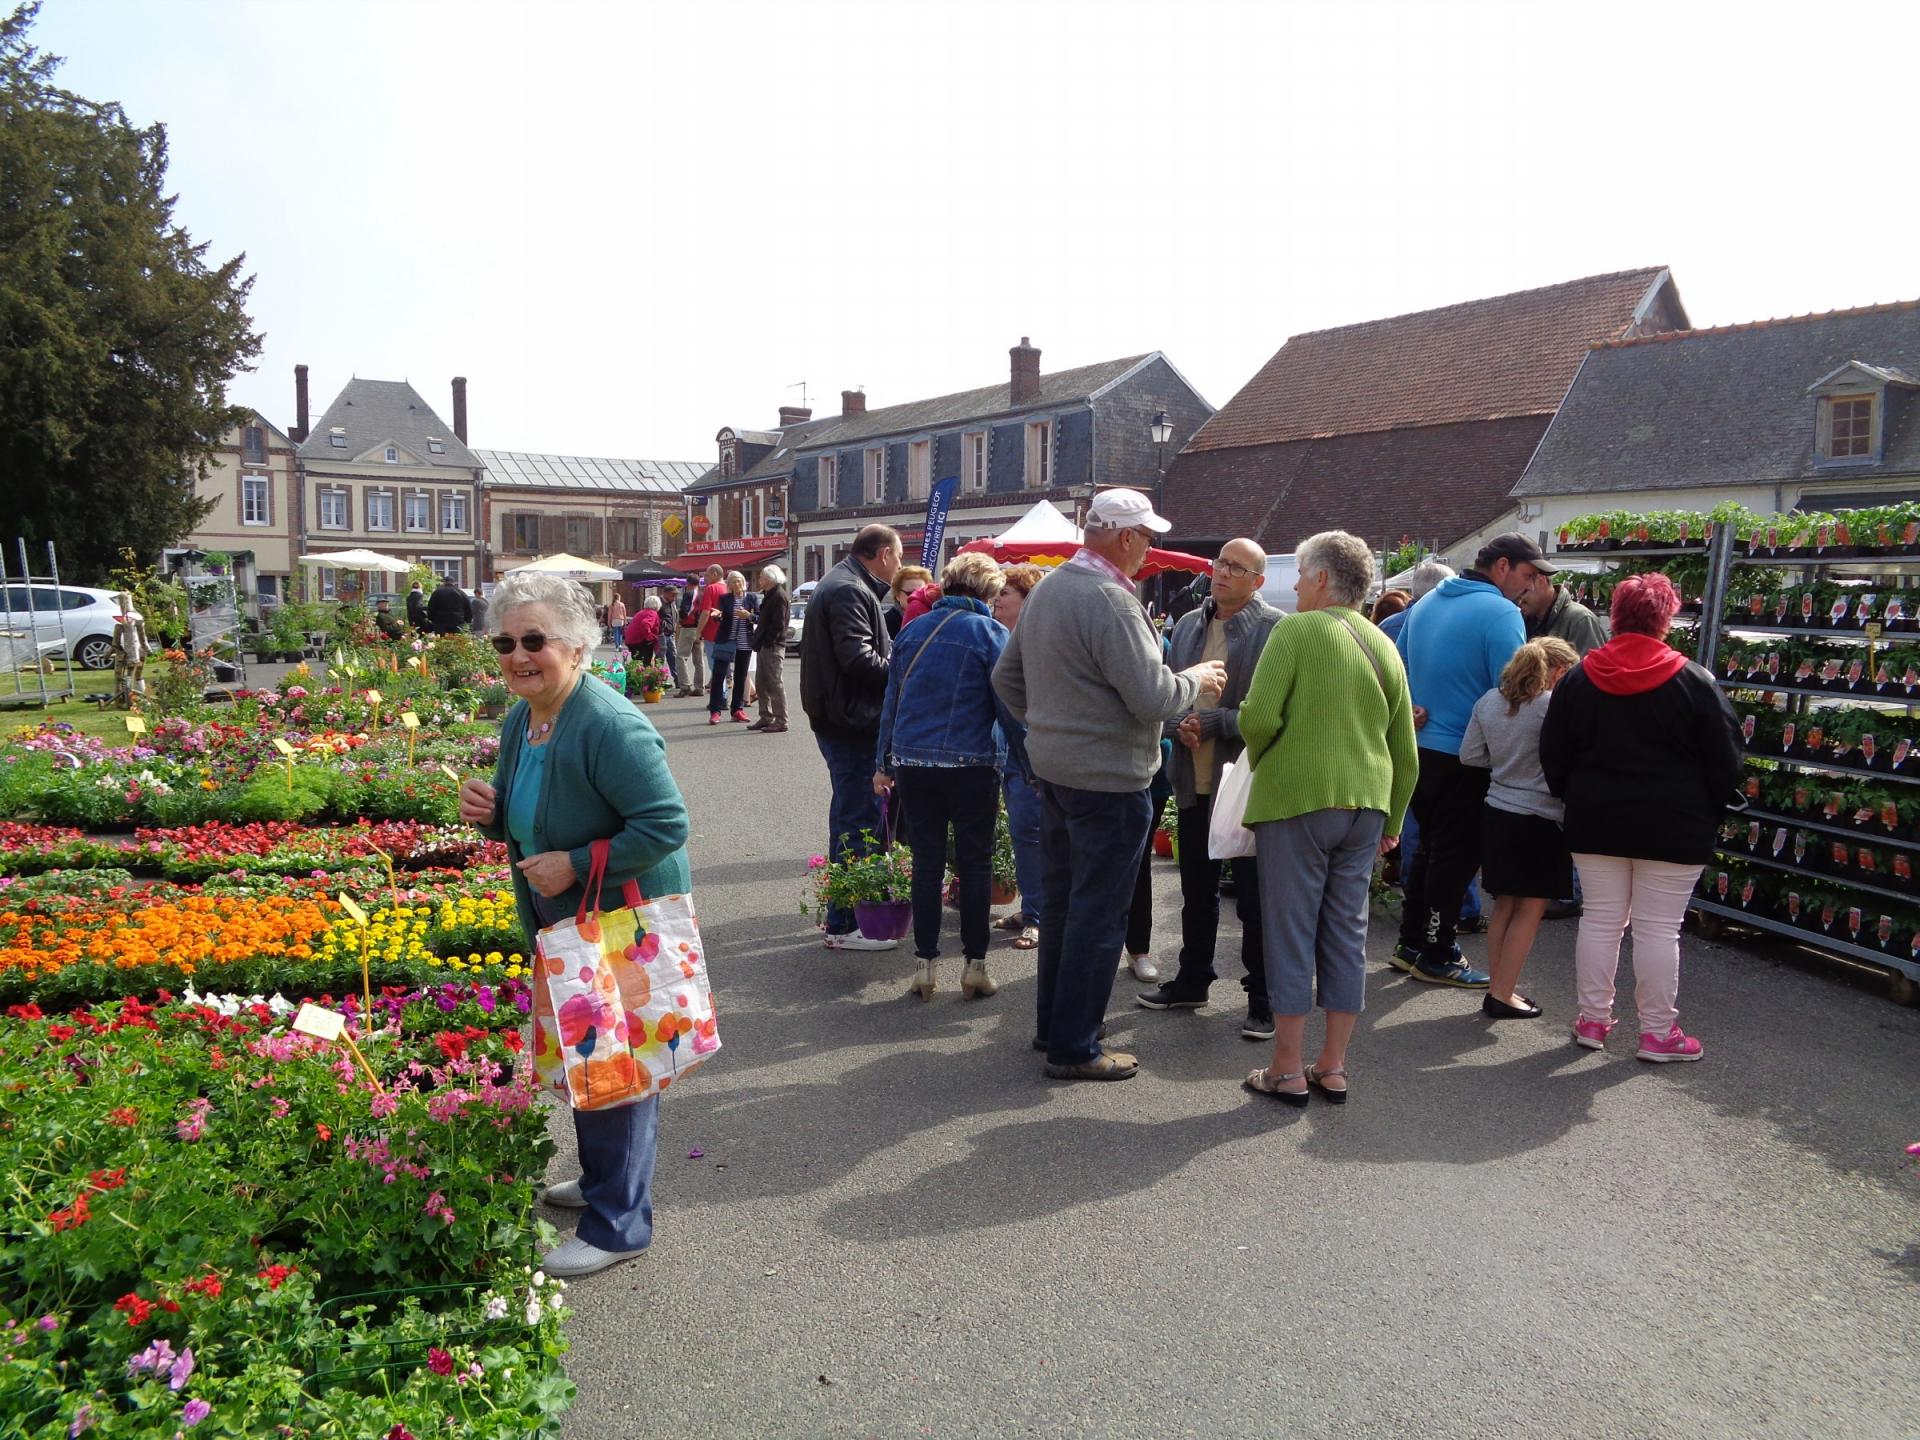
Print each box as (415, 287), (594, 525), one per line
(507, 739), (549, 854)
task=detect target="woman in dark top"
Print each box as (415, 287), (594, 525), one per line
(1540, 573), (1742, 1063)
(705, 575), (739, 724)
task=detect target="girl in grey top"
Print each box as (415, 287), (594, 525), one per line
(1460, 637), (1580, 1019)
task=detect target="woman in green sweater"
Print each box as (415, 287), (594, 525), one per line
(1237, 530), (1418, 1106)
(458, 569), (692, 1276)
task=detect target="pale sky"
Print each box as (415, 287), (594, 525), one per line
(31, 0), (1920, 462)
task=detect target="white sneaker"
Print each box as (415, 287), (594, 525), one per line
(1126, 952), (1161, 982)
(542, 1235), (647, 1278)
(824, 929), (897, 952)
(540, 1177), (587, 1209)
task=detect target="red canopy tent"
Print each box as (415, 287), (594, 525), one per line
(955, 499), (1212, 579)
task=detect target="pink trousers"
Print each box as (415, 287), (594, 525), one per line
(1569, 854), (1702, 1037)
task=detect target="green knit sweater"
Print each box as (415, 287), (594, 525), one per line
(1237, 607), (1420, 836)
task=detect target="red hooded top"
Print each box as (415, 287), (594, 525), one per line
(1580, 632), (1687, 695)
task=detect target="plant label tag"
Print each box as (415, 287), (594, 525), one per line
(1890, 598), (1906, 623)
(1679, 519), (1691, 542)
(1878, 915), (1894, 946)
(1714, 872), (1730, 899)
(338, 893), (369, 926)
(1820, 661), (1841, 684)
(1767, 652), (1780, 677)
(1817, 525), (1833, 551)
(1897, 854), (1912, 882)
(1858, 848), (1877, 875)
(1895, 739), (1912, 769)
(400, 711), (420, 729)
(1740, 878), (1756, 907)
(1859, 595), (1878, 624)
(1795, 832), (1809, 863)
(1802, 592), (1815, 621)
(1884, 802), (1901, 830)
(1772, 828), (1789, 857)
(1747, 821), (1761, 848)
(1786, 892), (1802, 921)
(1832, 841), (1851, 866)
(1863, 734), (1877, 763)
(292, 1003), (345, 1041)
(1749, 594), (1766, 616)
(1830, 599), (1850, 627)
(364, 690), (383, 705)
(1781, 722), (1796, 751)
(1847, 660), (1865, 688)
(124, 716), (146, 735)
(1795, 660), (1815, 683)
(1741, 715), (1756, 743)
(1775, 594), (1791, 623)
(271, 738), (298, 758)
(1848, 907), (1863, 940)
(439, 764), (461, 783)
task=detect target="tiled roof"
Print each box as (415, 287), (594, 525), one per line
(473, 450), (709, 494)
(1512, 300), (1920, 498)
(1185, 269), (1677, 453)
(1164, 417), (1551, 554)
(681, 415), (845, 495)
(788, 354), (1155, 451)
(296, 379), (479, 467)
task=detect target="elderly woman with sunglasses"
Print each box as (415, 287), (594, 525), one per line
(457, 570), (690, 1278)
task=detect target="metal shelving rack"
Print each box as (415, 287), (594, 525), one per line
(1555, 525), (1920, 998)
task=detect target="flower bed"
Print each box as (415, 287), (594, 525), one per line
(0, 983), (573, 1436)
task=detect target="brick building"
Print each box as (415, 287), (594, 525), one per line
(1160, 269), (1689, 563)
(177, 410), (301, 610)
(474, 450), (706, 584)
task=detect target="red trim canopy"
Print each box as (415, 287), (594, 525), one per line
(955, 537), (1212, 579)
(663, 547), (786, 574)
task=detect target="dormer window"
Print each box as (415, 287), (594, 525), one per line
(1830, 396), (1874, 458)
(329, 429), (347, 449)
(427, 438), (446, 455)
(385, 446), (399, 464)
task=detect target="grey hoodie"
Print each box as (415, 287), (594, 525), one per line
(1459, 688), (1562, 821)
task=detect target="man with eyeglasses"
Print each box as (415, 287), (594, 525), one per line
(1390, 532), (1544, 986)
(1136, 537), (1283, 1038)
(994, 489), (1227, 1081)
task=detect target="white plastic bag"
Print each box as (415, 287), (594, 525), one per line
(1207, 758), (1257, 860)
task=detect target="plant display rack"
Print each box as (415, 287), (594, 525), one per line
(1554, 507), (1920, 1001)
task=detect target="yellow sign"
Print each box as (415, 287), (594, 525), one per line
(365, 689), (383, 705)
(338, 893), (369, 926)
(292, 1002), (346, 1041)
(662, 514), (685, 537)
(124, 715), (147, 735)
(271, 737), (298, 758)
(400, 711), (420, 729)
(439, 764), (461, 784)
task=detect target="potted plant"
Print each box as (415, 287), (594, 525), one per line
(1152, 796), (1178, 859)
(804, 835), (914, 941)
(634, 661), (670, 702)
(991, 804), (1017, 905)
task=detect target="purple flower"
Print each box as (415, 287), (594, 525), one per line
(169, 1346), (195, 1390)
(182, 1397), (211, 1426)
(128, 1337), (176, 1377)
(37, 1315), (57, 1332)
(68, 1403), (95, 1436)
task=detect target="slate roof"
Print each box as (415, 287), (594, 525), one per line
(1512, 299), (1920, 497)
(787, 354), (1156, 452)
(1164, 416), (1553, 554)
(473, 450), (709, 494)
(1186, 269), (1677, 453)
(681, 415), (846, 496)
(295, 379), (480, 467)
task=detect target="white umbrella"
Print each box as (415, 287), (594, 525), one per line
(505, 552), (622, 582)
(298, 548), (412, 573)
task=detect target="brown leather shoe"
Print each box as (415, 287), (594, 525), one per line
(1043, 1048), (1138, 1082)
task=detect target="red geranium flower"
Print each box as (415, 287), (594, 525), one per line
(183, 1271), (223, 1299)
(427, 1346), (454, 1376)
(113, 1292), (153, 1325)
(49, 1193), (91, 1232)
(257, 1263), (296, 1290)
(88, 1167), (127, 1192)
(106, 1106), (138, 1126)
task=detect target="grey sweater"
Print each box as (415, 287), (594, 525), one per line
(992, 559), (1201, 792)
(1162, 596), (1283, 807)
(1459, 688), (1562, 821)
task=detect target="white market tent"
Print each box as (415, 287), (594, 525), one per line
(297, 548), (412, 573)
(994, 499), (1082, 544)
(504, 552), (622, 582)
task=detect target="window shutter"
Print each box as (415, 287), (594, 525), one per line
(588, 516), (605, 554)
(540, 514), (565, 554)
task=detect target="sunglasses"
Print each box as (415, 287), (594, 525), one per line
(491, 633), (549, 655)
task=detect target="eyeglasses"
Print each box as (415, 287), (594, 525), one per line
(491, 633), (548, 655)
(1215, 559), (1262, 580)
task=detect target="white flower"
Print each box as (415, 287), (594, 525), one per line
(530, 1270), (547, 1288)
(524, 1298), (542, 1326)
(484, 1295), (507, 1321)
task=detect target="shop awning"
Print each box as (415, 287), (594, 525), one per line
(663, 546), (786, 574)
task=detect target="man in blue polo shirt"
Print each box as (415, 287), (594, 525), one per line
(1392, 533), (1546, 985)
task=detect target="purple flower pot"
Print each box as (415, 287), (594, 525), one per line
(854, 899), (913, 940)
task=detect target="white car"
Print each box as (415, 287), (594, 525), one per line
(0, 584), (138, 670)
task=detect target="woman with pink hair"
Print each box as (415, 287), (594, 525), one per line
(1539, 573), (1742, 1062)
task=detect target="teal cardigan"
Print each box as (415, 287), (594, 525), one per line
(479, 674), (692, 940)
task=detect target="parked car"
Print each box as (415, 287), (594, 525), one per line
(786, 599), (806, 655)
(0, 585), (139, 670)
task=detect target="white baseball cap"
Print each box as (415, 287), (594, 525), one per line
(1086, 487), (1171, 534)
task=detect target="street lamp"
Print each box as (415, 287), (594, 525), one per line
(1149, 410), (1174, 506)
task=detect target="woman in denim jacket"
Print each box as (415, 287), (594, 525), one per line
(873, 553), (1010, 1002)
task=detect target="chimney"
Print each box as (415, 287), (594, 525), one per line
(451, 377), (468, 443)
(292, 364), (310, 442)
(1010, 336), (1041, 406)
(841, 388), (866, 417)
(777, 405), (812, 430)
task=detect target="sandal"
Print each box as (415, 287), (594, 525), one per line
(1011, 925), (1039, 950)
(1304, 1062), (1349, 1104)
(1243, 1067), (1309, 1108)
(995, 914), (1027, 933)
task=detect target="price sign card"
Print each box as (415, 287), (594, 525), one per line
(124, 715), (147, 735)
(400, 711), (420, 729)
(271, 737), (298, 758)
(338, 893), (369, 926)
(292, 1003), (345, 1041)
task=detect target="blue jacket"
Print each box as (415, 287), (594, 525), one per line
(1395, 573), (1525, 756)
(875, 596), (1009, 771)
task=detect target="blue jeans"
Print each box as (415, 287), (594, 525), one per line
(1034, 780), (1153, 1065)
(1003, 769), (1045, 927)
(660, 631), (682, 688)
(1399, 804), (1482, 924)
(816, 731), (885, 935)
(530, 887), (658, 1252)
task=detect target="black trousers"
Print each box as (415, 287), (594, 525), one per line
(1396, 748), (1491, 956)
(897, 766), (998, 962)
(1126, 843), (1155, 957)
(1168, 793), (1268, 1003)
(731, 648), (751, 710)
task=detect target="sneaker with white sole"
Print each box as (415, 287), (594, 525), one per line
(541, 1178), (588, 1209)
(1126, 952), (1160, 982)
(1571, 1017), (1614, 1050)
(823, 929), (897, 952)
(541, 1235), (648, 1278)
(1636, 1024), (1704, 1062)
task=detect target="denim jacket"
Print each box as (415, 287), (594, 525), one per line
(875, 596), (1009, 771)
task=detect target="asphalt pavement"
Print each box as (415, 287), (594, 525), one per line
(549, 694), (1920, 1440)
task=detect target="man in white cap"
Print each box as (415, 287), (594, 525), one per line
(993, 488), (1227, 1081)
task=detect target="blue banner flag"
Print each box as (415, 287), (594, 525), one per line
(920, 476), (960, 569)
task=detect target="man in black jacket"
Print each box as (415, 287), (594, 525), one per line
(800, 525), (902, 949)
(405, 582), (428, 632)
(425, 575), (473, 635)
(749, 566), (791, 733)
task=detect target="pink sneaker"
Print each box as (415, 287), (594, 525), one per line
(1636, 1025), (1704, 1063)
(1571, 1017), (1613, 1050)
